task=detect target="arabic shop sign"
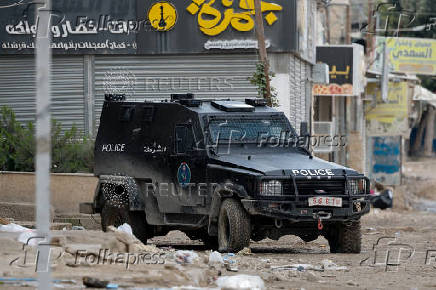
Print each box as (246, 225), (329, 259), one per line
(0, 0), (297, 55)
(313, 45), (365, 97)
(136, 0), (296, 54)
(186, 0), (282, 36)
(365, 81), (409, 137)
(0, 0), (137, 54)
(372, 37), (436, 76)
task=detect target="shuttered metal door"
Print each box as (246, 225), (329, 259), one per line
(0, 56), (85, 132)
(289, 55), (311, 133)
(94, 54), (258, 129)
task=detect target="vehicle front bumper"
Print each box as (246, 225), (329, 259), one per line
(241, 198), (370, 222)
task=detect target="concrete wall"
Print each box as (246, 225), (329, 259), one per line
(0, 172), (98, 214)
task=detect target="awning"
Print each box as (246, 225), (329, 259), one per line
(414, 86), (436, 108)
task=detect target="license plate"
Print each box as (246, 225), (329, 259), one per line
(308, 196), (342, 207)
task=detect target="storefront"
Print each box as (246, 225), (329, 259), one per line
(0, 0), (317, 135)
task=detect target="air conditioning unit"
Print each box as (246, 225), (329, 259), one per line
(313, 121), (335, 153)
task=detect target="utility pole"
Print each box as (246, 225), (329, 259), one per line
(346, 2), (351, 44)
(424, 105), (436, 157)
(254, 0), (272, 104)
(366, 1), (373, 56)
(35, 0), (52, 289)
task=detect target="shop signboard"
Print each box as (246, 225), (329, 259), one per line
(312, 44), (365, 96)
(0, 0), (298, 54)
(372, 37), (436, 76)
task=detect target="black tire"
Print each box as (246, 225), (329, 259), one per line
(201, 234), (219, 250)
(129, 211), (148, 244)
(100, 203), (130, 232)
(300, 233), (319, 243)
(326, 220), (361, 253)
(218, 198), (251, 252)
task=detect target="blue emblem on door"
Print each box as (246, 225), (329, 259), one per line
(177, 162), (191, 186)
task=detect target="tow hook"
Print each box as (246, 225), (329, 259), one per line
(313, 212), (332, 231)
(274, 219), (283, 229)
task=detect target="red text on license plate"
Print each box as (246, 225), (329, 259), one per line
(308, 196), (342, 207)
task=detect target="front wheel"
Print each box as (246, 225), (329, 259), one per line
(218, 199), (251, 252)
(325, 220), (361, 253)
(201, 233), (219, 250)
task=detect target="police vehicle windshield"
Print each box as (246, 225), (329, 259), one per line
(208, 116), (296, 144)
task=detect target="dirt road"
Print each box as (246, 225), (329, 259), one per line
(1, 208), (436, 289)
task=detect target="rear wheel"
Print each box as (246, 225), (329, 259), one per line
(129, 211), (148, 244)
(100, 203), (129, 232)
(218, 199), (251, 252)
(326, 220), (361, 253)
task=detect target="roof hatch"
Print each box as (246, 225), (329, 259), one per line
(211, 101), (255, 112)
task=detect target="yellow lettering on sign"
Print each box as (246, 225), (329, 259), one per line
(186, 0), (282, 36)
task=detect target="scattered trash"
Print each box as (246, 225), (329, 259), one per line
(0, 277), (37, 283)
(271, 264), (323, 272)
(72, 226), (85, 230)
(347, 280), (359, 287)
(271, 260), (347, 272)
(237, 247), (252, 255)
(174, 250), (199, 264)
(117, 223), (133, 236)
(216, 275), (265, 290)
(0, 278), (77, 287)
(83, 276), (118, 289)
(370, 183), (393, 209)
(208, 251), (224, 266)
(0, 217), (10, 225)
(321, 259), (348, 271)
(17, 230), (40, 246)
(0, 223), (43, 246)
(225, 263), (239, 272)
(222, 253), (236, 264)
(0, 223), (29, 232)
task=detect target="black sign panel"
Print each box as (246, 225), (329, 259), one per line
(314, 46), (354, 96)
(316, 46), (353, 86)
(0, 0), (297, 54)
(0, 0), (137, 54)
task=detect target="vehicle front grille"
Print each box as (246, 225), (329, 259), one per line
(282, 179), (346, 196)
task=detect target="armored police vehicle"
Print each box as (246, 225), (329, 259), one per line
(80, 93), (370, 253)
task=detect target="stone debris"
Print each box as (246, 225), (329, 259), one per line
(237, 247), (252, 255)
(83, 276), (118, 288)
(105, 225), (156, 253)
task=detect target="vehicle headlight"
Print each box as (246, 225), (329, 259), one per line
(259, 180), (282, 196)
(348, 179), (366, 195)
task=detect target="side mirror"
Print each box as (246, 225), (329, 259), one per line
(300, 122), (309, 137)
(300, 122), (310, 150)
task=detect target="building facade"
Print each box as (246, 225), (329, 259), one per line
(0, 0), (318, 136)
